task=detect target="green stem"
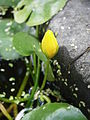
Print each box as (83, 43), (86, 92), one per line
(26, 58), (40, 107)
(36, 26), (39, 38)
(0, 97), (29, 104)
(33, 53), (37, 76)
(0, 103), (13, 120)
(33, 25), (39, 80)
(17, 71), (30, 98)
(40, 60), (49, 90)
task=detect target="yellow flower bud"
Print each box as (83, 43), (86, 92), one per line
(41, 30), (59, 58)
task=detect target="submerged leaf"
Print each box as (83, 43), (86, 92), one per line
(0, 19), (21, 60)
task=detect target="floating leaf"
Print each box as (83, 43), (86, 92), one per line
(0, 19), (36, 60)
(21, 103), (87, 120)
(14, 0), (67, 26)
(13, 32), (47, 62)
(0, 19), (21, 60)
(0, 0), (19, 6)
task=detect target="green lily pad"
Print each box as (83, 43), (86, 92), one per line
(14, 0), (67, 26)
(0, 19), (28, 60)
(0, 0), (19, 6)
(21, 103), (87, 120)
(13, 32), (47, 62)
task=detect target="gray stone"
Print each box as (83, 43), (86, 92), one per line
(48, 0), (90, 119)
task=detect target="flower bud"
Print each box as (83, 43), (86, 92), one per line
(41, 30), (59, 58)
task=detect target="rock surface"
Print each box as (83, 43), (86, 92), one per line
(48, 0), (90, 119)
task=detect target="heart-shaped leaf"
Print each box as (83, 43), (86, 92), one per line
(13, 32), (47, 62)
(21, 103), (87, 120)
(14, 0), (67, 26)
(0, 19), (36, 60)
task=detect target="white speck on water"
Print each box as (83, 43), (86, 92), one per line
(6, 21), (12, 26)
(43, 106), (46, 110)
(68, 71), (70, 74)
(13, 47), (15, 50)
(9, 77), (15, 81)
(56, 62), (59, 66)
(57, 69), (60, 74)
(12, 82), (15, 85)
(0, 68), (5, 72)
(53, 60), (57, 65)
(73, 93), (77, 98)
(62, 78), (64, 81)
(87, 85), (90, 89)
(79, 101), (86, 107)
(11, 88), (15, 92)
(67, 106), (71, 110)
(27, 67), (30, 71)
(75, 87), (78, 91)
(64, 82), (68, 86)
(65, 79), (67, 82)
(8, 63), (13, 68)
(20, 103), (24, 106)
(5, 27), (10, 32)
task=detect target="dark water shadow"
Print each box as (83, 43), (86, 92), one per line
(53, 46), (90, 119)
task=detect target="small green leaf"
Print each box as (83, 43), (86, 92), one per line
(21, 103), (87, 120)
(14, 0), (67, 26)
(13, 32), (47, 62)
